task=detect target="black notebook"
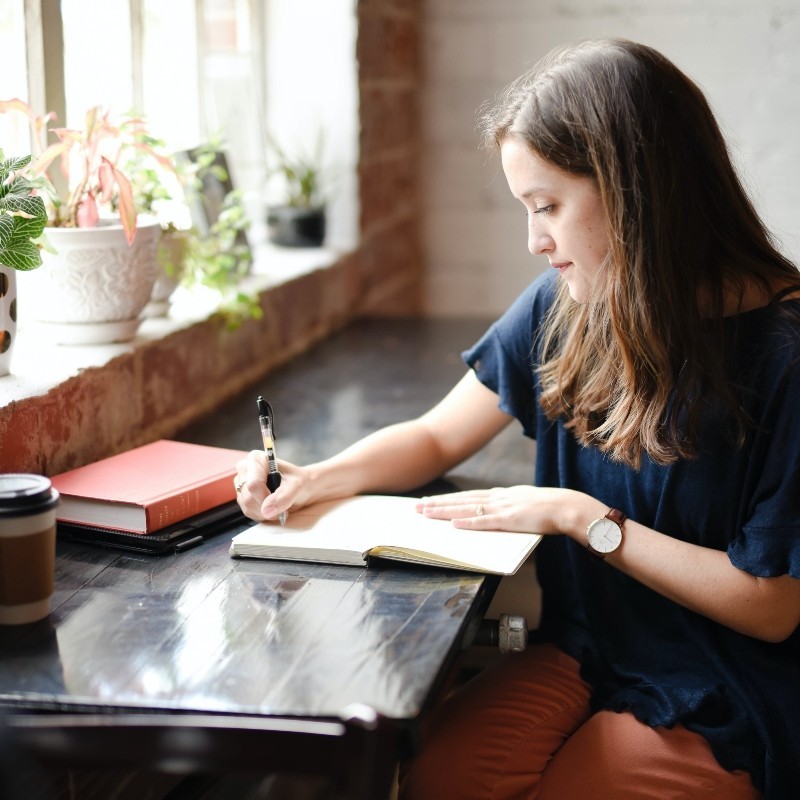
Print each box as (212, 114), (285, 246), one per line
(57, 501), (246, 554)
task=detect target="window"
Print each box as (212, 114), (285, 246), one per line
(4, 0), (358, 249)
(0, 0), (30, 153)
(141, 0), (202, 152)
(61, 0), (134, 124)
(59, 0), (261, 196)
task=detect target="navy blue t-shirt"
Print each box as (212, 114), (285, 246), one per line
(463, 270), (800, 798)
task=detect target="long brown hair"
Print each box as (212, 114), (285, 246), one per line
(480, 38), (800, 467)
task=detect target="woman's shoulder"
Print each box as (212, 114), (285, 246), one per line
(726, 298), (800, 420)
(730, 297), (800, 362)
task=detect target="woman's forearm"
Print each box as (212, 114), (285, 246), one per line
(247, 371), (512, 524)
(422, 486), (800, 643)
(303, 419), (457, 501)
(298, 371), (513, 504)
(560, 496), (800, 643)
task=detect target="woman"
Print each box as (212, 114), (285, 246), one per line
(235, 39), (800, 798)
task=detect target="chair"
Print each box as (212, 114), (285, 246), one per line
(0, 704), (398, 800)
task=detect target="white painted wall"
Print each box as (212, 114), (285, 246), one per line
(421, 0), (800, 317)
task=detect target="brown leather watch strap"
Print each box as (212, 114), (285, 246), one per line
(606, 508), (627, 526)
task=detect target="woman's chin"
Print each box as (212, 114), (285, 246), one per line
(563, 279), (589, 304)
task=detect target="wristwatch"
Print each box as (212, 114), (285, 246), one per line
(586, 508), (627, 559)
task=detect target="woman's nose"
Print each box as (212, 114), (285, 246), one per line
(529, 227), (554, 256)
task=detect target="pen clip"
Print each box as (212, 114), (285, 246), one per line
(257, 396), (277, 440)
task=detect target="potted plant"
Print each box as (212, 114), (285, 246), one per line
(119, 124), (192, 317)
(182, 181), (260, 328)
(0, 150), (48, 376)
(0, 100), (166, 344)
(265, 132), (327, 248)
(124, 135), (260, 326)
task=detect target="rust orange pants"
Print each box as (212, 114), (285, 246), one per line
(398, 644), (761, 800)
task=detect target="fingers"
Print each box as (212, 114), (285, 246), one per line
(416, 486), (552, 534)
(417, 491), (494, 523)
(234, 450), (284, 522)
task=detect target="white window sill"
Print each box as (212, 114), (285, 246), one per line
(0, 242), (342, 406)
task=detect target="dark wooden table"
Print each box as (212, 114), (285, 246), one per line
(0, 317), (536, 799)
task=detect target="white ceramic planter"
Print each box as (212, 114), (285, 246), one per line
(21, 216), (160, 344)
(0, 263), (17, 376)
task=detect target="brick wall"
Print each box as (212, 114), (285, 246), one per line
(356, 0), (423, 314)
(0, 1), (425, 475)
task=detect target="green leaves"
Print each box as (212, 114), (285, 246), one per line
(266, 131), (325, 209)
(0, 150), (48, 270)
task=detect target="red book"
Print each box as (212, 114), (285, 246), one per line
(51, 440), (246, 534)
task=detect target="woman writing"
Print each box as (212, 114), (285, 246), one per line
(235, 38), (800, 798)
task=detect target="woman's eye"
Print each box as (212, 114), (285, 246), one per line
(534, 204), (554, 215)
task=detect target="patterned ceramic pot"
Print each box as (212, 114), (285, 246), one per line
(20, 216), (160, 345)
(0, 263), (17, 376)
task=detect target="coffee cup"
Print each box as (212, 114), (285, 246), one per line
(0, 474), (60, 625)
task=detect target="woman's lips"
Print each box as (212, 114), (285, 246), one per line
(550, 261), (572, 272)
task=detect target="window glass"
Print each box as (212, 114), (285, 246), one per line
(142, 0), (201, 151)
(6, 0), (356, 249)
(197, 0), (266, 196)
(61, 0), (134, 124)
(265, 0), (359, 249)
(0, 0), (31, 154)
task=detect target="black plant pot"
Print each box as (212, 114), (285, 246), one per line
(266, 205), (326, 248)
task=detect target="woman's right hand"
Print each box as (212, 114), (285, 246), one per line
(234, 450), (312, 522)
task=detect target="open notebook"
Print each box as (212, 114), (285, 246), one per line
(229, 495), (542, 575)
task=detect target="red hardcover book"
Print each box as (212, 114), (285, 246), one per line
(50, 440), (246, 534)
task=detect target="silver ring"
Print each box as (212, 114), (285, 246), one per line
(475, 504), (484, 516)
(235, 478), (245, 493)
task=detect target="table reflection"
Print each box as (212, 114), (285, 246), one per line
(2, 535), (489, 724)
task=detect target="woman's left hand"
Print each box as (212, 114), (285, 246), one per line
(420, 486), (800, 643)
(416, 485), (599, 538)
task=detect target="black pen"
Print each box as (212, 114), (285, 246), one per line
(257, 396), (287, 526)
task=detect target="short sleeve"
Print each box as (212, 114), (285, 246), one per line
(462, 272), (557, 439)
(727, 336), (800, 578)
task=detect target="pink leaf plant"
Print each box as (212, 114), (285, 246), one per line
(0, 100), (173, 245)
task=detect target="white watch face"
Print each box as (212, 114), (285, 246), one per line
(587, 518), (622, 554)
